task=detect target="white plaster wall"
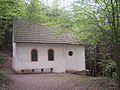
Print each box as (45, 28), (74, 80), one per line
(65, 45), (86, 71)
(13, 43), (65, 73)
(12, 43), (16, 70)
(13, 43), (85, 73)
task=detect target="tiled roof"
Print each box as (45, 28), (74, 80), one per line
(13, 20), (80, 44)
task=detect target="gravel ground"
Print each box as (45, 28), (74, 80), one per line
(6, 73), (86, 90)
(2, 70), (117, 90)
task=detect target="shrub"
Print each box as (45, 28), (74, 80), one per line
(0, 70), (7, 88)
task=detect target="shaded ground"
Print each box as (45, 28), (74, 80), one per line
(1, 70), (118, 90)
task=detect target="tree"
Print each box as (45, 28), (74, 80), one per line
(75, 0), (120, 88)
(25, 0), (47, 22)
(0, 0), (26, 51)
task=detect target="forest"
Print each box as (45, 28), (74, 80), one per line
(0, 0), (120, 89)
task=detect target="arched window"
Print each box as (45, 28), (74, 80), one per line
(31, 49), (38, 61)
(48, 49), (54, 61)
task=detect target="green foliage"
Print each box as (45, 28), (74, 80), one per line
(112, 72), (117, 80)
(0, 0), (26, 47)
(0, 71), (6, 83)
(0, 0), (26, 19)
(25, 0), (48, 22)
(104, 60), (117, 80)
(0, 70), (7, 88)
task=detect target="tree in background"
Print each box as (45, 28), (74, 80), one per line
(72, 0), (120, 88)
(0, 0), (26, 54)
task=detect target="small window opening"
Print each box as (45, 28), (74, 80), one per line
(68, 51), (73, 56)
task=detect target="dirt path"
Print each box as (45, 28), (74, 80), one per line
(3, 70), (117, 90)
(7, 73), (86, 90)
